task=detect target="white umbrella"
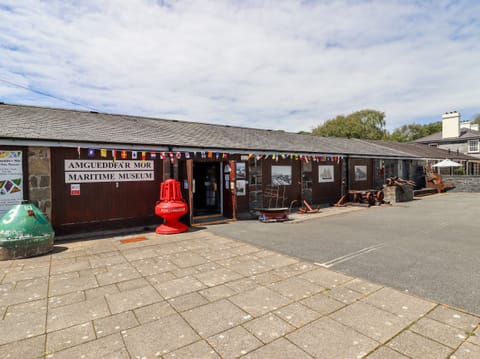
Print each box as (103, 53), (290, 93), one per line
(432, 159), (462, 167)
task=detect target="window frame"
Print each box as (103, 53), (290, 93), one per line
(468, 139), (479, 153)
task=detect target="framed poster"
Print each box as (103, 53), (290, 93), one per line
(0, 150), (23, 217)
(236, 180), (246, 196)
(271, 165), (291, 185)
(318, 165), (334, 183)
(236, 162), (246, 178)
(354, 165), (367, 181)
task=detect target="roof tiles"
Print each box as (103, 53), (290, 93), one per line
(0, 103), (477, 160)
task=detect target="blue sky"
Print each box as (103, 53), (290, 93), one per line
(0, 0), (479, 132)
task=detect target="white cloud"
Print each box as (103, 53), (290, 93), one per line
(0, 0), (479, 131)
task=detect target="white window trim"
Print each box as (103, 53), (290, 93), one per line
(468, 139), (479, 153)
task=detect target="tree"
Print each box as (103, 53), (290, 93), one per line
(473, 114), (480, 125)
(311, 109), (386, 140)
(388, 121), (441, 142)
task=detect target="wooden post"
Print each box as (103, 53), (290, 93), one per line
(229, 160), (237, 220)
(186, 159), (194, 225)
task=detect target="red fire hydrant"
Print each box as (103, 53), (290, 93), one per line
(155, 179), (189, 234)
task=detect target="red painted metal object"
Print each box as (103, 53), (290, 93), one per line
(155, 179), (188, 234)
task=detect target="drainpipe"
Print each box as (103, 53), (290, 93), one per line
(343, 156), (350, 195)
(168, 146), (174, 179)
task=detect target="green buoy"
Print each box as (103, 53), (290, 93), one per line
(0, 202), (55, 260)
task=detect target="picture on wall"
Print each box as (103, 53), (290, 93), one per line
(318, 165), (334, 183)
(271, 165), (292, 185)
(236, 162), (246, 178)
(354, 165), (367, 181)
(0, 150), (23, 217)
(236, 179), (246, 196)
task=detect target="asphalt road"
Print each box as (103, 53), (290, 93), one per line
(206, 193), (480, 315)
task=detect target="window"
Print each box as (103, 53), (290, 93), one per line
(248, 158), (263, 210)
(468, 140), (479, 153)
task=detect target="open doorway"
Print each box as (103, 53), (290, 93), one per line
(193, 162), (221, 216)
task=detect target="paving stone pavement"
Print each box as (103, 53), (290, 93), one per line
(0, 230), (479, 359)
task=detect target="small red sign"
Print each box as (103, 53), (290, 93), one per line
(70, 184), (80, 196)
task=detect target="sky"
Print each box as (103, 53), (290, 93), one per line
(0, 0), (479, 133)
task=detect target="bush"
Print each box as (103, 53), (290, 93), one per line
(454, 167), (466, 175)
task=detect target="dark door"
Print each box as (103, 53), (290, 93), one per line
(193, 162), (221, 216)
(223, 160), (236, 219)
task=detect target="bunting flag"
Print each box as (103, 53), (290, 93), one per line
(71, 146), (347, 165)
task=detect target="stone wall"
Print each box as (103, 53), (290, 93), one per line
(383, 185), (414, 203)
(443, 176), (480, 192)
(28, 147), (52, 218)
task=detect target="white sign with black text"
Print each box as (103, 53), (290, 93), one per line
(64, 160), (155, 184)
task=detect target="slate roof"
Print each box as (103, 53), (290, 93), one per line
(365, 140), (475, 161)
(412, 128), (480, 143)
(1, 103), (475, 161)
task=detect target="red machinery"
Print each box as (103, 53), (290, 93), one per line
(155, 179), (188, 234)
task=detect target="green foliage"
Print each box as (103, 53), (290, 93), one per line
(473, 114), (480, 125)
(310, 109), (444, 142)
(454, 167), (466, 175)
(311, 109), (386, 140)
(388, 121), (442, 142)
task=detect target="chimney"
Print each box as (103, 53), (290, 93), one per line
(442, 111), (460, 138)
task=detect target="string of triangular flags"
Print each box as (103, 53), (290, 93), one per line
(76, 147), (344, 164)
(246, 153), (344, 163)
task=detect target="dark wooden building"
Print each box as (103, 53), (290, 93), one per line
(1, 103), (476, 235)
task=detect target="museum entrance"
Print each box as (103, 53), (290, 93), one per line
(185, 159), (237, 226)
(192, 162), (221, 216)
